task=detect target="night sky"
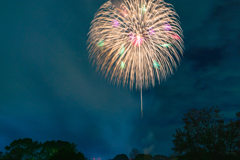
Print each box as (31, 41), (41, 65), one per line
(0, 0), (240, 159)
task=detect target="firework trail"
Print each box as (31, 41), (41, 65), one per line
(87, 0), (184, 117)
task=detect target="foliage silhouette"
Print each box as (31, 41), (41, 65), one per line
(4, 138), (41, 160)
(49, 148), (84, 160)
(39, 140), (80, 159)
(171, 106), (240, 160)
(135, 154), (152, 160)
(2, 138), (84, 160)
(0, 151), (3, 160)
(113, 154), (129, 160)
(129, 148), (140, 160)
(153, 154), (168, 160)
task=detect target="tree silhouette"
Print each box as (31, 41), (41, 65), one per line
(49, 148), (84, 160)
(135, 154), (152, 160)
(39, 140), (80, 159)
(129, 148), (140, 160)
(113, 154), (129, 160)
(2, 138), (84, 160)
(171, 106), (240, 160)
(4, 138), (41, 160)
(153, 154), (168, 160)
(0, 151), (3, 159)
(236, 111), (240, 155)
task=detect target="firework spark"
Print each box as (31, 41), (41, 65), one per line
(87, 0), (184, 117)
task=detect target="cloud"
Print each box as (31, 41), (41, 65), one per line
(141, 131), (155, 145)
(143, 145), (155, 154)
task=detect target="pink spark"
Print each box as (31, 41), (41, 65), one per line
(112, 19), (119, 28)
(149, 27), (155, 35)
(164, 23), (171, 31)
(129, 33), (134, 40)
(172, 34), (181, 40)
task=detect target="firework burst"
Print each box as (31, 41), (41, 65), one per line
(87, 0), (184, 117)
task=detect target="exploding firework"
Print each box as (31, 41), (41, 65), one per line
(87, 0), (184, 117)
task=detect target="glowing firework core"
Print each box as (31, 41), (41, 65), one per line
(134, 35), (143, 46)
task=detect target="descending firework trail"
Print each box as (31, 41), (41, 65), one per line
(87, 0), (184, 117)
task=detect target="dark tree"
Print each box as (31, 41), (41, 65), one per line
(4, 138), (40, 160)
(153, 154), (168, 160)
(172, 106), (240, 160)
(0, 151), (3, 159)
(49, 148), (84, 160)
(135, 154), (152, 160)
(236, 111), (240, 155)
(129, 148), (140, 160)
(39, 140), (81, 159)
(167, 153), (179, 160)
(2, 138), (84, 160)
(113, 154), (129, 160)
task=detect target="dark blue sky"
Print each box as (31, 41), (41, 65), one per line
(0, 0), (240, 159)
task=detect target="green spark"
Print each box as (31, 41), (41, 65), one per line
(160, 43), (171, 47)
(141, 5), (147, 13)
(120, 61), (125, 69)
(153, 61), (161, 69)
(120, 46), (125, 55)
(98, 40), (104, 47)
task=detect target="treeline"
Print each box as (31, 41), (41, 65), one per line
(0, 106), (239, 160)
(112, 150), (171, 160)
(0, 139), (85, 160)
